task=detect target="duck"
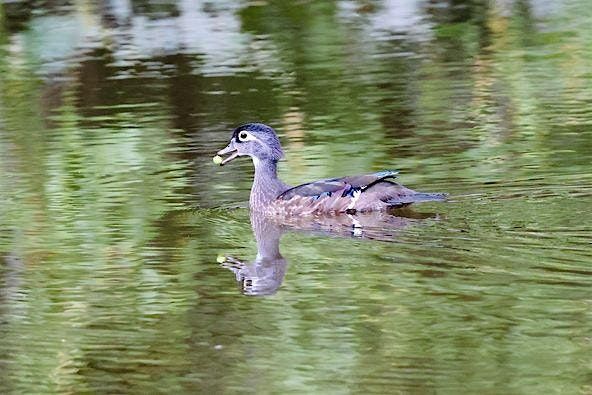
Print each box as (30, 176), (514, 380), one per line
(214, 123), (446, 216)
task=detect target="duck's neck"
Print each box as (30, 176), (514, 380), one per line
(250, 158), (288, 209)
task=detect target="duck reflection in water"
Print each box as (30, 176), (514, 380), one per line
(219, 212), (287, 297)
(218, 209), (438, 296)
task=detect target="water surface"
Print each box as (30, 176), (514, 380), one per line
(1, 1), (591, 393)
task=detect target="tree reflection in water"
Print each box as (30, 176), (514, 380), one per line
(218, 209), (440, 296)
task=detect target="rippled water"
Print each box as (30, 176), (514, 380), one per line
(1, 1), (591, 393)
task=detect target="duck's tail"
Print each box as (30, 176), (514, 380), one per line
(386, 192), (447, 206)
(410, 192), (448, 203)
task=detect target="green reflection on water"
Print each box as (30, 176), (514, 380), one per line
(1, 0), (591, 394)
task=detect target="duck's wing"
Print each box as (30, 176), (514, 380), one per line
(277, 170), (399, 200)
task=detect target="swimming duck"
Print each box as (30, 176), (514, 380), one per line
(214, 123), (446, 215)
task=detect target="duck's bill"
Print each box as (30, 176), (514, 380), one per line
(214, 145), (239, 166)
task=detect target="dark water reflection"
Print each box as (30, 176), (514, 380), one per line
(1, 0), (592, 393)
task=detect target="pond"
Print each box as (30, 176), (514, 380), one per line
(1, 1), (591, 393)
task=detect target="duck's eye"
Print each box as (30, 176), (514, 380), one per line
(238, 131), (254, 142)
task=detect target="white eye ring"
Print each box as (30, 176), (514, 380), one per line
(238, 130), (257, 142)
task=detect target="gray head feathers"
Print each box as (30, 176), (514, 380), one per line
(232, 123), (284, 162)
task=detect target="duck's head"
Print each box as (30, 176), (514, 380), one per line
(214, 123), (284, 166)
